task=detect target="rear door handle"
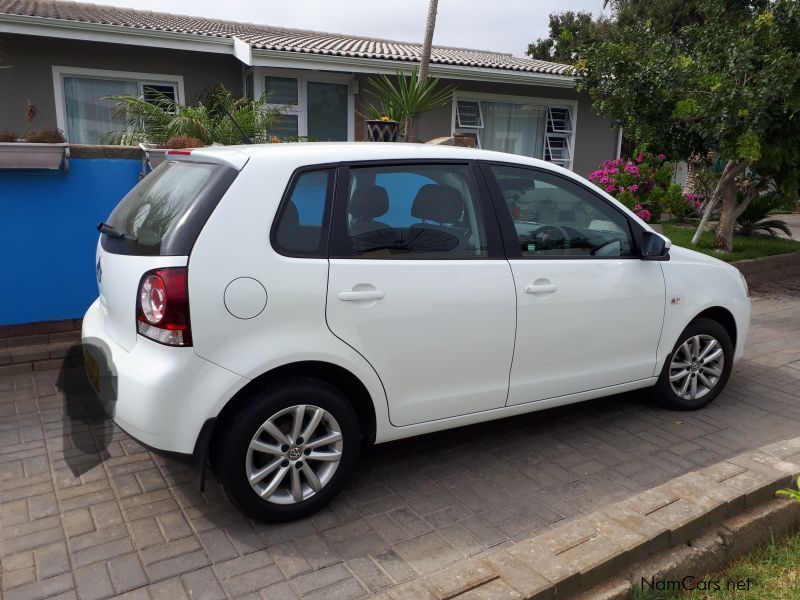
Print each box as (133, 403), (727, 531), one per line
(338, 290), (385, 301)
(523, 283), (557, 294)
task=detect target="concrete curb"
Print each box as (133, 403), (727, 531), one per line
(371, 437), (800, 600)
(732, 251), (800, 279)
(575, 498), (800, 600)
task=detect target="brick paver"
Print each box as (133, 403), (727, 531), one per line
(1, 268), (799, 599)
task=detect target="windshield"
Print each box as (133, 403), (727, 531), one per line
(101, 160), (237, 256)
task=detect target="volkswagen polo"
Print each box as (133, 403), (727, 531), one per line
(82, 143), (751, 522)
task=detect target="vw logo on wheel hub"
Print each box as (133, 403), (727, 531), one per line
(288, 447), (302, 460)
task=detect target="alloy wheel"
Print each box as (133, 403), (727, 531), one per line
(246, 404), (343, 505)
(669, 334), (725, 401)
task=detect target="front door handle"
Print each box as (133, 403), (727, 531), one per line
(338, 290), (385, 301)
(523, 283), (557, 294)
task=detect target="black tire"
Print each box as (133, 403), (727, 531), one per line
(214, 377), (360, 523)
(654, 317), (734, 410)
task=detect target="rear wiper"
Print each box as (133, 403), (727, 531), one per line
(97, 222), (126, 239)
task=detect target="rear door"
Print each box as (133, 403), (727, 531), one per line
(96, 156), (240, 350)
(325, 162), (516, 426)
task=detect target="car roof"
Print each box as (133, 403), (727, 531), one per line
(188, 142), (560, 171)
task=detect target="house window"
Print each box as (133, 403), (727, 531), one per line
(55, 67), (182, 144)
(256, 70), (353, 141)
(453, 96), (575, 169)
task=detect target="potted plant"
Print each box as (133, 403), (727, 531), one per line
(365, 114), (400, 143)
(363, 68), (453, 142)
(0, 100), (69, 170)
(0, 127), (69, 170)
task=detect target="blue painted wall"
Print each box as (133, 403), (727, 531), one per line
(0, 159), (141, 325)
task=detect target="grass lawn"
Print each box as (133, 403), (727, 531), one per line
(662, 223), (800, 263)
(634, 529), (800, 599)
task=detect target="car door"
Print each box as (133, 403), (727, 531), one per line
(482, 163), (666, 406)
(326, 162), (516, 426)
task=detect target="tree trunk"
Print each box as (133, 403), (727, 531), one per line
(690, 159), (746, 246)
(418, 0), (439, 83)
(714, 207), (737, 252)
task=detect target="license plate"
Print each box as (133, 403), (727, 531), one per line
(84, 348), (100, 393)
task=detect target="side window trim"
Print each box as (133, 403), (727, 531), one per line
(329, 160), (505, 260)
(269, 166), (336, 258)
(479, 161), (644, 260)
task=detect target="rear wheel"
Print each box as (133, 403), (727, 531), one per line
(654, 318), (733, 410)
(215, 378), (360, 522)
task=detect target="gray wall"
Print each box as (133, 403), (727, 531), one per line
(356, 74), (617, 177)
(0, 33), (243, 136)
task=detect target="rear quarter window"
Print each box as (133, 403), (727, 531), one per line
(101, 160), (238, 256)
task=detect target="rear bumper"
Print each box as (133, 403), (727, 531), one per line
(81, 298), (246, 454)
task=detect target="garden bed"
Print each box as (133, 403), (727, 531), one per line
(663, 223), (800, 263)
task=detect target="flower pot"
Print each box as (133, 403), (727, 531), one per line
(366, 120), (399, 142)
(0, 142), (68, 170)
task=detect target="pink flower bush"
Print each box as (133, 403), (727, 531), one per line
(588, 151), (688, 224)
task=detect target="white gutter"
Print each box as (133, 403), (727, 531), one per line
(0, 13), (576, 88)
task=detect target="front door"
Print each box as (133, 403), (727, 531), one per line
(483, 163), (666, 405)
(326, 162), (516, 426)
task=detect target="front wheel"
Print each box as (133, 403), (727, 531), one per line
(654, 318), (733, 410)
(215, 378), (360, 522)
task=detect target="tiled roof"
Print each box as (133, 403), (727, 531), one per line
(0, 0), (573, 75)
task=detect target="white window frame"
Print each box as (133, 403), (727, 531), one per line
(251, 68), (355, 141)
(52, 66), (185, 143)
(451, 92), (578, 170)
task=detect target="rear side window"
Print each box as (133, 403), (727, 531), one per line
(333, 164), (490, 259)
(102, 160), (237, 256)
(272, 169), (333, 257)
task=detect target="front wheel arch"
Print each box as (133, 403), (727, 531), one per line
(693, 306), (737, 351)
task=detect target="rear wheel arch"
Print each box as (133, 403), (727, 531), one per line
(210, 361), (377, 462)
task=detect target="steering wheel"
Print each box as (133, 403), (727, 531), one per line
(527, 224), (571, 250)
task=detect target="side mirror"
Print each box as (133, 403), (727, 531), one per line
(641, 231), (670, 260)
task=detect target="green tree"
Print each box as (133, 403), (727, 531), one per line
(527, 11), (614, 64)
(577, 0), (800, 252)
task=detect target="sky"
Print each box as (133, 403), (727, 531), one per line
(78, 0), (608, 57)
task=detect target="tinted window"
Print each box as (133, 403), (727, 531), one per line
(340, 164), (489, 258)
(273, 170), (332, 257)
(103, 160), (237, 256)
(490, 165), (634, 258)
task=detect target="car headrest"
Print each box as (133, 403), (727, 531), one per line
(349, 185), (389, 220)
(411, 184), (465, 224)
(282, 201), (299, 229)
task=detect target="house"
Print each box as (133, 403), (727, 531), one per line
(0, 0), (620, 175)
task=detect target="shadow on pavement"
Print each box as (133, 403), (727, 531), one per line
(57, 339), (117, 477)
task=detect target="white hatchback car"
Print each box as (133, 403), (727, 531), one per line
(83, 143), (750, 522)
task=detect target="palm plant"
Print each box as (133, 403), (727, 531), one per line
(364, 68), (453, 141)
(104, 85), (285, 146)
(735, 192), (792, 238)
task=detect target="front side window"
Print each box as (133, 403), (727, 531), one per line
(272, 170), (333, 257)
(62, 74), (179, 144)
(489, 164), (634, 258)
(337, 164), (489, 259)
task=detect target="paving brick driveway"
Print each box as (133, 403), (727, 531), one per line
(2, 268), (800, 600)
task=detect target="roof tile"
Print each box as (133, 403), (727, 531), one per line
(0, 0), (573, 75)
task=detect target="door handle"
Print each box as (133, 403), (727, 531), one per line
(523, 283), (557, 294)
(338, 290), (385, 301)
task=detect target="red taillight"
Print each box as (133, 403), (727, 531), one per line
(166, 149), (193, 156)
(136, 267), (192, 346)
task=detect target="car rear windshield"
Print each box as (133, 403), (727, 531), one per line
(101, 160), (238, 256)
